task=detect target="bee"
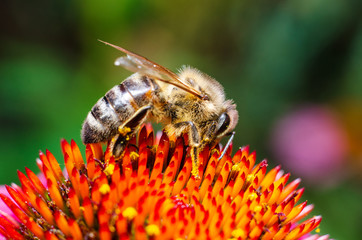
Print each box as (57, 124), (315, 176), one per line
(81, 40), (239, 177)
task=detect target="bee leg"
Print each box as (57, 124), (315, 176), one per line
(173, 121), (201, 178)
(190, 146), (201, 179)
(111, 134), (128, 158)
(201, 121), (218, 145)
(112, 105), (152, 157)
(202, 117), (235, 159)
(118, 105), (152, 134)
(217, 131), (235, 161)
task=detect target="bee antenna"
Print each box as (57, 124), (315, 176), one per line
(98, 39), (111, 46)
(97, 39), (127, 52)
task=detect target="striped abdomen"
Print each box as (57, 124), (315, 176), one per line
(81, 74), (156, 144)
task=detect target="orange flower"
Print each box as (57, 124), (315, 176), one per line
(0, 124), (329, 240)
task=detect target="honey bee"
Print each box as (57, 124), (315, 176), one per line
(81, 40), (239, 177)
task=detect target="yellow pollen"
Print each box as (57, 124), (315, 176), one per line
(99, 183), (110, 194)
(231, 164), (241, 172)
(316, 227), (320, 233)
(109, 226), (116, 232)
(191, 168), (201, 180)
(104, 163), (115, 176)
(115, 208), (121, 215)
(145, 224), (160, 236)
(110, 136), (117, 146)
(231, 229), (246, 238)
(119, 126), (131, 136)
(122, 207), (138, 220)
(130, 151), (139, 161)
(246, 174), (254, 182)
(254, 205), (262, 212)
(248, 192), (258, 201)
(203, 136), (210, 142)
(79, 206), (84, 212)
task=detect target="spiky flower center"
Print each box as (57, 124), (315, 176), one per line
(0, 125), (326, 240)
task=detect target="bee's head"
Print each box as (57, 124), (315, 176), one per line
(215, 102), (239, 139)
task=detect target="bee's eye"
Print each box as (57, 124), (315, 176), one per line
(216, 113), (230, 137)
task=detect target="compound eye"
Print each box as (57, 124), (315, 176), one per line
(216, 113), (230, 137)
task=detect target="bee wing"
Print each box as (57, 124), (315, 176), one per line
(99, 40), (207, 100)
(114, 56), (165, 80)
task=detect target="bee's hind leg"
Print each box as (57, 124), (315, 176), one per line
(173, 121), (201, 179)
(110, 134), (127, 158)
(112, 105), (152, 157)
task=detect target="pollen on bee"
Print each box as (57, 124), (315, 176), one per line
(118, 126), (132, 136)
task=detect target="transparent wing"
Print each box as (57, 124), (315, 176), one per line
(114, 56), (165, 79)
(99, 40), (207, 99)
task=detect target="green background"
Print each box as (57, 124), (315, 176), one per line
(1, 0), (362, 239)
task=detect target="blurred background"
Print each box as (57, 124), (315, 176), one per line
(1, 0), (362, 238)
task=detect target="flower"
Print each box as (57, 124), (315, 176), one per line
(270, 106), (348, 185)
(0, 124), (329, 239)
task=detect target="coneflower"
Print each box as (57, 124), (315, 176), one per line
(0, 125), (329, 240)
